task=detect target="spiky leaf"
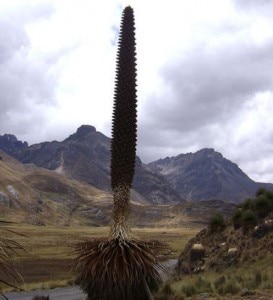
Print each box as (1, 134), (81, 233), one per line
(73, 238), (165, 300)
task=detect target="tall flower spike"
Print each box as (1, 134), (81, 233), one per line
(110, 5), (137, 240)
(111, 5), (137, 190)
(73, 7), (167, 299)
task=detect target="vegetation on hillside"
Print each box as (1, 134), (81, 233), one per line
(208, 212), (226, 233)
(158, 188), (273, 299)
(230, 188), (273, 235)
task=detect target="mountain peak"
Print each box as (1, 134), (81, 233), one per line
(76, 125), (96, 136)
(64, 125), (97, 142)
(149, 149), (258, 202)
(2, 134), (18, 143)
(196, 148), (223, 159)
(197, 148), (215, 154)
(0, 134), (28, 156)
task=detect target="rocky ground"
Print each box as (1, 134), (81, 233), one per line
(176, 212), (273, 275)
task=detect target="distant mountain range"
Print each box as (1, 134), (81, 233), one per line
(0, 149), (235, 227)
(0, 125), (182, 204)
(0, 125), (272, 203)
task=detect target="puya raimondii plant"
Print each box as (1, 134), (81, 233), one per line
(74, 6), (166, 300)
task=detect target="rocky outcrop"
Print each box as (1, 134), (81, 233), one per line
(190, 243), (205, 262)
(0, 191), (11, 207)
(0, 134), (28, 158)
(133, 158), (183, 204)
(7, 185), (19, 199)
(252, 219), (273, 239)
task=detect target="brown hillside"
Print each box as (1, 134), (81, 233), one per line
(0, 150), (235, 228)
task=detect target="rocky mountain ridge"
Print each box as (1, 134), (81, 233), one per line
(148, 148), (270, 202)
(1, 125), (271, 203)
(0, 126), (182, 205)
(0, 150), (234, 227)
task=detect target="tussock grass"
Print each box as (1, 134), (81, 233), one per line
(0, 221), (25, 291)
(168, 255), (273, 298)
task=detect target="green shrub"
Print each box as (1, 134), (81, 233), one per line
(239, 198), (254, 211)
(181, 285), (196, 297)
(260, 277), (273, 290)
(242, 209), (257, 233)
(255, 270), (262, 286)
(254, 195), (271, 218)
(161, 283), (173, 295)
(154, 283), (173, 300)
(264, 190), (273, 211)
(195, 276), (213, 293)
(214, 275), (226, 289)
(208, 213), (226, 233)
(264, 190), (273, 201)
(232, 208), (243, 229)
(217, 279), (241, 295)
(256, 188), (266, 197)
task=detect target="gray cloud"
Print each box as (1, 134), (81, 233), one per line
(2, 1), (55, 24)
(232, 0), (273, 11)
(138, 21), (273, 183)
(143, 40), (273, 133)
(0, 4), (58, 137)
(0, 19), (30, 113)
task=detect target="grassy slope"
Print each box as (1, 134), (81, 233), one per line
(157, 217), (273, 299)
(167, 256), (273, 299)
(0, 151), (111, 226)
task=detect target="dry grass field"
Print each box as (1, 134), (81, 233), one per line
(0, 224), (199, 292)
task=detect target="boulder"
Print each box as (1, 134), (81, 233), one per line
(190, 243), (205, 262)
(227, 247), (239, 257)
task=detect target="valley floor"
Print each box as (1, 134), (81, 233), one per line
(0, 224), (198, 293)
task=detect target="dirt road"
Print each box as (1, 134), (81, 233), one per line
(5, 286), (84, 300)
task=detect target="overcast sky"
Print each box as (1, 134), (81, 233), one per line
(1, 0), (273, 183)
